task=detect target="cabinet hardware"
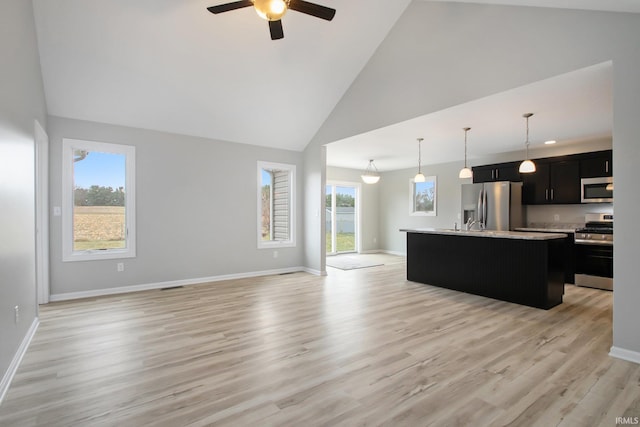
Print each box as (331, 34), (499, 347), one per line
(551, 189), (554, 200)
(605, 160), (609, 174)
(545, 189), (549, 200)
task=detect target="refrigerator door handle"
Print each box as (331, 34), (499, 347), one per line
(477, 189), (483, 224)
(482, 190), (488, 228)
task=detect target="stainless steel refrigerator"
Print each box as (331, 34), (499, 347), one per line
(461, 181), (525, 231)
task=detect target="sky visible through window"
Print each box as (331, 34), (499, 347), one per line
(74, 151), (125, 188)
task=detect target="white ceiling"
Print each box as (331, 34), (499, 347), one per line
(426, 0), (640, 14)
(327, 61), (612, 171)
(32, 0), (411, 151)
(31, 0), (633, 157)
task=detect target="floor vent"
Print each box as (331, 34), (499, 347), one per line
(160, 286), (184, 291)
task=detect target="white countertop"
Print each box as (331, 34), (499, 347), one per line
(400, 228), (567, 240)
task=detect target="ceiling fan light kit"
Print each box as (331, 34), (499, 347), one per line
(253, 0), (289, 20)
(207, 0), (336, 40)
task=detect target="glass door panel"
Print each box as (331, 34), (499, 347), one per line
(326, 183), (358, 254)
(335, 186), (356, 252)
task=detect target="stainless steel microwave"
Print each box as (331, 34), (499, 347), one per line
(581, 177), (613, 203)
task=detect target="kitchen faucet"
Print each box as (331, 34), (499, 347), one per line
(466, 218), (477, 231)
(466, 218), (486, 231)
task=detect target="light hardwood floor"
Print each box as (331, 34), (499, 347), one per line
(1, 257), (639, 426)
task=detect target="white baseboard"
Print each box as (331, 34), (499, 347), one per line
(610, 346), (640, 365)
(50, 266), (307, 302)
(1, 317), (39, 404)
(302, 267), (325, 276)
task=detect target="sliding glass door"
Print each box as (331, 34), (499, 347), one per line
(326, 182), (358, 255)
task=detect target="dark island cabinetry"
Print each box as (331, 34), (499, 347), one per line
(404, 231), (565, 309)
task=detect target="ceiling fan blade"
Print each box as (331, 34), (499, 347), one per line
(288, 0), (336, 21)
(207, 0), (253, 14)
(269, 20), (284, 40)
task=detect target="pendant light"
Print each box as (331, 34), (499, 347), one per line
(519, 113), (536, 173)
(361, 159), (380, 184)
(414, 138), (426, 182)
(459, 127), (473, 179)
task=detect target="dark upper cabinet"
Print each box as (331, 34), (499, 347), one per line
(580, 150), (612, 177)
(472, 162), (521, 183)
(522, 160), (580, 204)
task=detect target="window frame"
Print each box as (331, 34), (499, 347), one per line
(409, 176), (437, 216)
(257, 161), (296, 249)
(62, 138), (136, 262)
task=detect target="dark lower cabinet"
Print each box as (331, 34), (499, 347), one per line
(406, 232), (565, 309)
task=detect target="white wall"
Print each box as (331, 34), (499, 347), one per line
(0, 0), (47, 397)
(304, 2), (640, 359)
(379, 161), (467, 254)
(47, 116), (304, 298)
(327, 166), (380, 252)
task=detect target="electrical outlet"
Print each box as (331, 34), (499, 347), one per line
(14, 306), (19, 324)
(553, 214), (560, 222)
(373, 237), (377, 244)
(273, 250), (279, 259)
(117, 262), (124, 272)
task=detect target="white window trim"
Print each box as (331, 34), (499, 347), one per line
(257, 161), (296, 249)
(62, 138), (136, 262)
(409, 176), (437, 217)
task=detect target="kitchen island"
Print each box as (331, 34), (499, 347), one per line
(400, 228), (567, 309)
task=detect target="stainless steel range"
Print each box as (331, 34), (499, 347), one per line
(574, 213), (613, 290)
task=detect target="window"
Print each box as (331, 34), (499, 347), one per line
(410, 176), (437, 216)
(258, 161), (295, 248)
(62, 138), (136, 261)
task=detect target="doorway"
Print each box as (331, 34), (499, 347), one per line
(326, 182), (359, 255)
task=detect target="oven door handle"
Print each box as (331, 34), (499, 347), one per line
(574, 239), (613, 246)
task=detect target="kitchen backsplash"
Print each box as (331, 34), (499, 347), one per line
(525, 203), (613, 227)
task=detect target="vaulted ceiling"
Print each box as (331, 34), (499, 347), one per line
(32, 0), (639, 164)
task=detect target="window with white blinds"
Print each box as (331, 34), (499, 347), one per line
(258, 161), (296, 248)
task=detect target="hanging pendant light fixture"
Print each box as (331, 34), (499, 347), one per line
(459, 127), (473, 179)
(414, 138), (426, 182)
(361, 159), (380, 184)
(519, 113), (536, 173)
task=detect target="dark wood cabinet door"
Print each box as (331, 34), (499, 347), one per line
(473, 162), (522, 183)
(580, 151), (612, 177)
(496, 162), (522, 182)
(472, 166), (495, 183)
(522, 163), (549, 204)
(549, 160), (580, 203)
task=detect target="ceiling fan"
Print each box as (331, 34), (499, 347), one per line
(207, 0), (336, 40)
